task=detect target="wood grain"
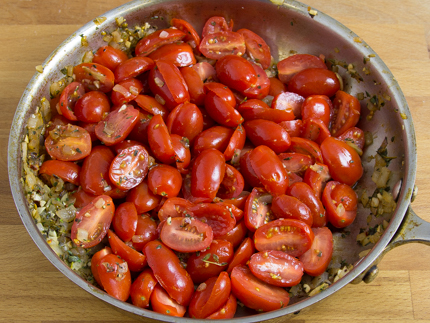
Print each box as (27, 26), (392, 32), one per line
(2, 0), (430, 322)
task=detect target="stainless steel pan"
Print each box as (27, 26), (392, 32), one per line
(8, 0), (430, 321)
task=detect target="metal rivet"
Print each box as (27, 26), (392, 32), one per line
(363, 265), (379, 284)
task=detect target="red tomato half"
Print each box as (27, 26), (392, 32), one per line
(39, 160), (81, 185)
(271, 194), (313, 227)
(74, 91), (110, 123)
(322, 181), (358, 228)
(216, 55), (257, 93)
(71, 195), (115, 248)
(59, 82), (85, 121)
(112, 202), (138, 242)
(108, 229), (147, 272)
(189, 203), (236, 237)
(202, 16), (233, 38)
(299, 227), (333, 276)
(73, 63), (114, 93)
(206, 294), (237, 319)
(331, 90), (361, 137)
(147, 164), (182, 198)
(135, 28), (186, 57)
(243, 187), (274, 232)
(97, 254), (131, 301)
(244, 119), (291, 154)
(150, 284), (186, 317)
(277, 53), (327, 84)
(148, 43), (196, 67)
(288, 68), (340, 98)
(200, 31), (245, 60)
(92, 45), (128, 71)
(91, 247), (112, 287)
(237, 28), (271, 69)
(130, 268), (158, 308)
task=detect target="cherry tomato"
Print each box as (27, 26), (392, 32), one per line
(279, 119), (303, 137)
(237, 28), (271, 69)
(216, 55), (257, 93)
(242, 63), (270, 100)
(95, 104), (139, 146)
(148, 43), (196, 67)
(114, 56), (155, 83)
(288, 137), (323, 163)
(217, 164), (245, 199)
(150, 284), (186, 317)
(180, 66), (205, 106)
(166, 102), (204, 143)
(144, 240), (194, 306)
(231, 265), (290, 312)
(218, 220), (248, 249)
(111, 78), (143, 106)
(157, 197), (194, 222)
(73, 62), (115, 93)
(237, 99), (294, 123)
(206, 293), (237, 319)
(191, 148), (226, 201)
(322, 181), (358, 228)
(337, 126), (365, 152)
(74, 91), (110, 123)
(249, 145), (289, 196)
(147, 114), (176, 164)
(39, 160), (81, 185)
(130, 268), (158, 308)
(72, 187), (95, 209)
(92, 45), (128, 71)
(97, 253), (131, 301)
(244, 119), (291, 154)
(239, 150), (262, 188)
(131, 213), (158, 251)
(227, 237), (255, 273)
(288, 68), (340, 98)
(107, 229), (147, 272)
(171, 18), (201, 51)
(134, 94), (168, 120)
(269, 77), (287, 97)
(192, 126), (234, 156)
(200, 31), (246, 60)
(299, 227), (333, 276)
(303, 162), (331, 198)
(331, 90), (361, 137)
(277, 53), (327, 83)
(126, 180), (161, 213)
(287, 181), (326, 228)
(189, 203), (236, 237)
(192, 62), (217, 83)
(320, 136), (363, 186)
(204, 91), (244, 127)
(135, 28), (186, 57)
(224, 124), (246, 161)
(301, 94), (333, 126)
(71, 195), (115, 248)
(249, 250), (304, 287)
(189, 272), (231, 319)
(91, 246), (112, 287)
(45, 124), (91, 161)
(271, 91), (305, 119)
(59, 82), (85, 121)
(127, 111), (153, 144)
(109, 144), (149, 190)
(243, 188), (274, 232)
(112, 202), (138, 242)
(147, 164), (182, 198)
(278, 152), (313, 175)
(301, 118), (331, 145)
(170, 134), (191, 173)
(187, 240), (233, 283)
(202, 16), (233, 37)
(204, 82), (236, 108)
(271, 194), (313, 227)
(254, 218), (314, 258)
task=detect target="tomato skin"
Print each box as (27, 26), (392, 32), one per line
(239, 150), (262, 188)
(166, 102), (204, 143)
(131, 214), (158, 251)
(74, 91), (110, 123)
(127, 112), (153, 144)
(227, 236), (255, 273)
(112, 202), (138, 242)
(301, 118), (331, 145)
(192, 126), (234, 156)
(189, 203), (236, 237)
(289, 137), (323, 164)
(287, 181), (326, 228)
(237, 28), (271, 69)
(135, 28), (186, 57)
(301, 94), (333, 126)
(216, 55), (257, 93)
(278, 152), (313, 175)
(303, 162), (331, 199)
(71, 187), (95, 209)
(80, 145), (115, 196)
(170, 134), (191, 173)
(148, 43), (196, 67)
(126, 180), (162, 213)
(206, 293), (237, 319)
(90, 247), (112, 287)
(249, 250), (304, 287)
(73, 63), (115, 93)
(107, 229), (147, 272)
(157, 197), (194, 222)
(111, 78), (144, 106)
(224, 124), (246, 161)
(269, 77), (287, 97)
(249, 145), (289, 196)
(200, 31), (246, 60)
(134, 94), (168, 120)
(45, 124), (92, 162)
(243, 188), (274, 232)
(188, 272), (231, 319)
(95, 104), (139, 146)
(114, 56), (155, 83)
(218, 220), (248, 249)
(331, 90), (361, 137)
(288, 68), (340, 98)
(320, 136), (363, 186)
(92, 45), (128, 71)
(204, 91), (244, 128)
(171, 18), (201, 51)
(322, 181), (358, 228)
(147, 164), (182, 198)
(217, 164), (245, 199)
(231, 265), (290, 312)
(150, 284), (186, 317)
(202, 16), (233, 38)
(71, 195), (115, 248)
(299, 227), (333, 276)
(191, 148), (226, 201)
(39, 160), (81, 185)
(147, 114), (176, 165)
(279, 119), (303, 138)
(337, 126), (365, 151)
(180, 66), (205, 106)
(97, 254), (131, 302)
(277, 53), (327, 84)
(243, 63), (270, 100)
(130, 268), (158, 308)
(244, 119), (291, 154)
(271, 195), (313, 227)
(254, 218), (314, 258)
(237, 99), (294, 123)
(144, 240), (194, 306)
(59, 82), (86, 121)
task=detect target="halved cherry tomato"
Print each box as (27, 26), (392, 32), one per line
(206, 293), (237, 319)
(278, 152), (313, 175)
(204, 82), (236, 108)
(108, 229), (147, 272)
(269, 77), (287, 97)
(180, 66), (205, 106)
(171, 18), (201, 51)
(126, 180), (162, 213)
(189, 272), (231, 319)
(130, 213), (158, 251)
(224, 124), (246, 161)
(45, 124), (91, 161)
(237, 99), (294, 123)
(74, 91), (110, 123)
(231, 265), (290, 312)
(331, 90), (361, 137)
(243, 188), (274, 232)
(216, 55), (257, 93)
(71, 195), (115, 248)
(72, 187), (95, 209)
(147, 164), (182, 198)
(277, 53), (327, 84)
(239, 150), (262, 188)
(249, 250), (304, 287)
(279, 119), (303, 137)
(301, 94), (333, 126)
(200, 31), (245, 60)
(92, 45), (128, 71)
(322, 181), (358, 228)
(126, 111), (153, 144)
(95, 104), (139, 146)
(111, 78), (143, 106)
(217, 164), (245, 199)
(134, 94), (168, 120)
(249, 145), (289, 196)
(303, 162), (331, 198)
(237, 28), (271, 69)
(135, 28), (187, 57)
(192, 126), (234, 156)
(112, 202), (138, 242)
(271, 91), (305, 119)
(148, 43), (196, 67)
(271, 194), (313, 227)
(337, 126), (365, 153)
(147, 114), (176, 164)
(242, 63), (270, 100)
(187, 240), (233, 283)
(39, 160), (81, 185)
(157, 197), (194, 222)
(114, 56), (155, 83)
(227, 237), (255, 273)
(150, 284), (186, 317)
(254, 218), (314, 257)
(144, 240), (194, 306)
(166, 102), (203, 143)
(288, 68), (340, 98)
(170, 134), (191, 173)
(73, 63), (115, 93)
(320, 136), (363, 186)
(288, 137), (323, 163)
(299, 227), (333, 276)
(204, 91), (244, 127)
(59, 82), (85, 121)
(109, 144), (149, 190)
(244, 119), (291, 154)
(130, 268), (158, 308)
(90, 246), (112, 287)
(189, 203), (236, 237)
(218, 220), (248, 249)
(301, 118), (331, 145)
(97, 253), (131, 301)
(202, 16), (233, 38)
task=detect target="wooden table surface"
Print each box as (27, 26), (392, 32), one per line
(2, 0), (430, 322)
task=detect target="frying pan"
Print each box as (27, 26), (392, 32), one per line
(7, 0), (430, 321)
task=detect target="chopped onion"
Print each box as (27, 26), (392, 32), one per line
(76, 228), (89, 242)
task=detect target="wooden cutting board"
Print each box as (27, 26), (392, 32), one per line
(1, 0), (430, 322)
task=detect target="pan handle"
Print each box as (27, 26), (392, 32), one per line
(353, 206), (430, 284)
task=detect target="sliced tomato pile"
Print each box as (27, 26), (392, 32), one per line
(40, 15), (365, 318)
